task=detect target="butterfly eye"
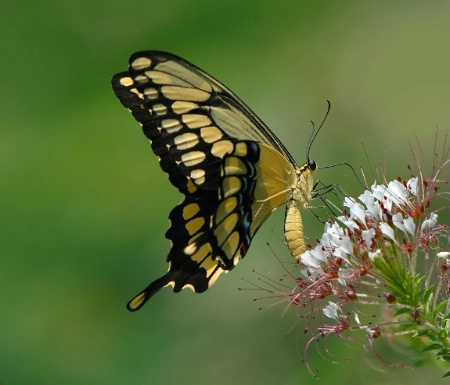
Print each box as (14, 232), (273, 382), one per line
(308, 159), (317, 171)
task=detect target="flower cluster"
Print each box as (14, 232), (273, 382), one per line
(259, 153), (450, 375)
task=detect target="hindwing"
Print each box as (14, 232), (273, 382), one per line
(126, 141), (296, 310)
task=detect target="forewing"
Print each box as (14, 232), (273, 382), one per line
(111, 51), (296, 196)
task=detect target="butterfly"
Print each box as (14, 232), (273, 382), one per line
(111, 51), (317, 311)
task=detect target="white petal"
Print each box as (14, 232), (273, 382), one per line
(300, 250), (320, 268)
(332, 246), (350, 263)
(323, 301), (341, 320)
(310, 247), (328, 263)
(380, 222), (396, 242)
(371, 183), (386, 201)
(437, 251), (450, 259)
(337, 234), (353, 255)
(407, 177), (418, 195)
(361, 228), (375, 247)
(392, 212), (406, 233)
(421, 213), (438, 231)
(349, 202), (367, 227)
(387, 180), (408, 205)
(337, 216), (359, 231)
(368, 249), (381, 260)
(359, 190), (382, 220)
(358, 190), (374, 208)
(403, 216), (416, 236)
(343, 196), (357, 209)
(320, 231), (332, 249)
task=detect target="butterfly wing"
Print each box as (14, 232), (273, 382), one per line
(111, 51), (298, 310)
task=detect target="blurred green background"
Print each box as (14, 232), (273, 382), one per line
(1, 1), (448, 384)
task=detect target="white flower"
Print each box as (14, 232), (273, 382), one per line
(392, 213), (416, 237)
(310, 247), (328, 264)
(337, 215), (359, 231)
(361, 228), (376, 247)
(301, 250), (321, 268)
(403, 216), (416, 236)
(387, 180), (408, 206)
(359, 189), (382, 221)
(421, 212), (438, 232)
(323, 301), (341, 320)
(349, 202), (368, 227)
(371, 183), (391, 211)
(380, 222), (396, 242)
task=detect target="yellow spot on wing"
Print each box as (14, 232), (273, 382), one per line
(130, 88), (144, 99)
(162, 119), (183, 134)
(181, 151), (206, 167)
(221, 231), (240, 265)
(144, 88), (158, 99)
(119, 76), (134, 87)
(224, 156), (247, 175)
(185, 217), (205, 235)
(186, 180), (198, 194)
(182, 203), (200, 220)
(233, 142), (249, 157)
(190, 169), (205, 183)
(131, 56), (152, 70)
(221, 176), (242, 198)
(214, 213), (239, 246)
(174, 132), (199, 150)
(134, 74), (148, 84)
(184, 243), (197, 255)
(161, 86), (210, 102)
(144, 70), (173, 84)
(153, 104), (168, 115)
(200, 126), (223, 143)
(182, 114), (212, 129)
(172, 101), (198, 114)
(207, 266), (225, 286)
(211, 140), (233, 157)
(191, 243), (213, 264)
(215, 196), (238, 224)
(128, 292), (147, 311)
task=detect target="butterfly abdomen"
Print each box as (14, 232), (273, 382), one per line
(284, 199), (307, 261)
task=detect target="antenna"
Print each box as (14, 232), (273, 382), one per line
(306, 100), (331, 161)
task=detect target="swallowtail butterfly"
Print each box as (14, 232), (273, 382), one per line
(111, 51), (317, 311)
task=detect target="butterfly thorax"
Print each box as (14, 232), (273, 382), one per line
(292, 161), (315, 206)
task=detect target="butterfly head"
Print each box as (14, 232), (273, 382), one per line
(307, 159), (317, 171)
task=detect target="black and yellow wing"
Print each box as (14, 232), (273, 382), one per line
(111, 51), (315, 311)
